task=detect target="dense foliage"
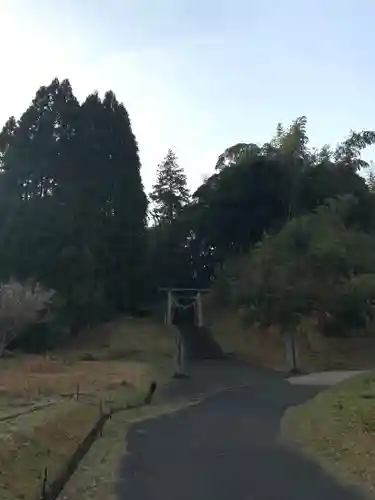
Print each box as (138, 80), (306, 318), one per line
(165, 116), (373, 292)
(199, 119), (375, 335)
(226, 196), (375, 334)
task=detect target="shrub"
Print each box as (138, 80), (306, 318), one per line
(327, 274), (375, 334)
(214, 196), (375, 336)
(0, 279), (55, 356)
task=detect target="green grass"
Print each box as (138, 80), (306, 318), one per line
(281, 371), (375, 495)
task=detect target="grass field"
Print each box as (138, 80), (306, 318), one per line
(0, 317), (176, 500)
(281, 371), (375, 496)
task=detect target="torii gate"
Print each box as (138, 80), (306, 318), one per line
(160, 288), (209, 327)
(160, 288), (210, 378)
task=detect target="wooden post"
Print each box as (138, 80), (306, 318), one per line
(173, 330), (189, 378)
(174, 330), (181, 375)
(99, 400), (104, 436)
(41, 467), (48, 500)
(285, 332), (300, 373)
(196, 292), (203, 327)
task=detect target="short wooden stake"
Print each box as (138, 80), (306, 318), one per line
(41, 466), (48, 500)
(99, 400), (104, 436)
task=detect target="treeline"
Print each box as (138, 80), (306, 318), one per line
(150, 117), (375, 336)
(1, 78), (375, 346)
(150, 117), (375, 285)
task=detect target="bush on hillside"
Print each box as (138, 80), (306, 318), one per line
(218, 196), (375, 336)
(329, 274), (375, 334)
(0, 280), (55, 356)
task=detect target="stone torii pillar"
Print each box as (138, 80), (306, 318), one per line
(196, 291), (203, 327)
(160, 287), (209, 378)
(166, 289), (172, 325)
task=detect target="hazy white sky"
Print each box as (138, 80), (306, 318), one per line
(1, 0), (375, 192)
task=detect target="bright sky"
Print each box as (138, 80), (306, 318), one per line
(1, 0), (375, 192)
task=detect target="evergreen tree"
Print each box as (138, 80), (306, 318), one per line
(150, 149), (189, 225)
(0, 78), (80, 283)
(0, 78), (148, 329)
(78, 90), (148, 310)
(147, 150), (191, 289)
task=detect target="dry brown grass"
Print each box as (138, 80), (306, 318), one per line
(208, 312), (286, 370)
(64, 316), (176, 362)
(0, 317), (175, 404)
(0, 357), (152, 402)
(0, 316), (176, 500)
(0, 401), (99, 500)
(281, 371), (375, 497)
(208, 310), (375, 373)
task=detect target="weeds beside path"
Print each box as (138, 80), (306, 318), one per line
(281, 371), (375, 497)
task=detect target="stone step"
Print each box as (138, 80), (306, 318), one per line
(176, 325), (225, 360)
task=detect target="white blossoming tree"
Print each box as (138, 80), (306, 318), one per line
(0, 279), (55, 357)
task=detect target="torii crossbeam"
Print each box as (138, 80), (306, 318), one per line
(159, 288), (210, 327)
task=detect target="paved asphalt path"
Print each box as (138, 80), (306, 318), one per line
(117, 362), (365, 500)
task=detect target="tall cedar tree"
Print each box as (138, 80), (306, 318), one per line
(0, 78), (147, 327)
(148, 150), (191, 289)
(150, 149), (189, 225)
